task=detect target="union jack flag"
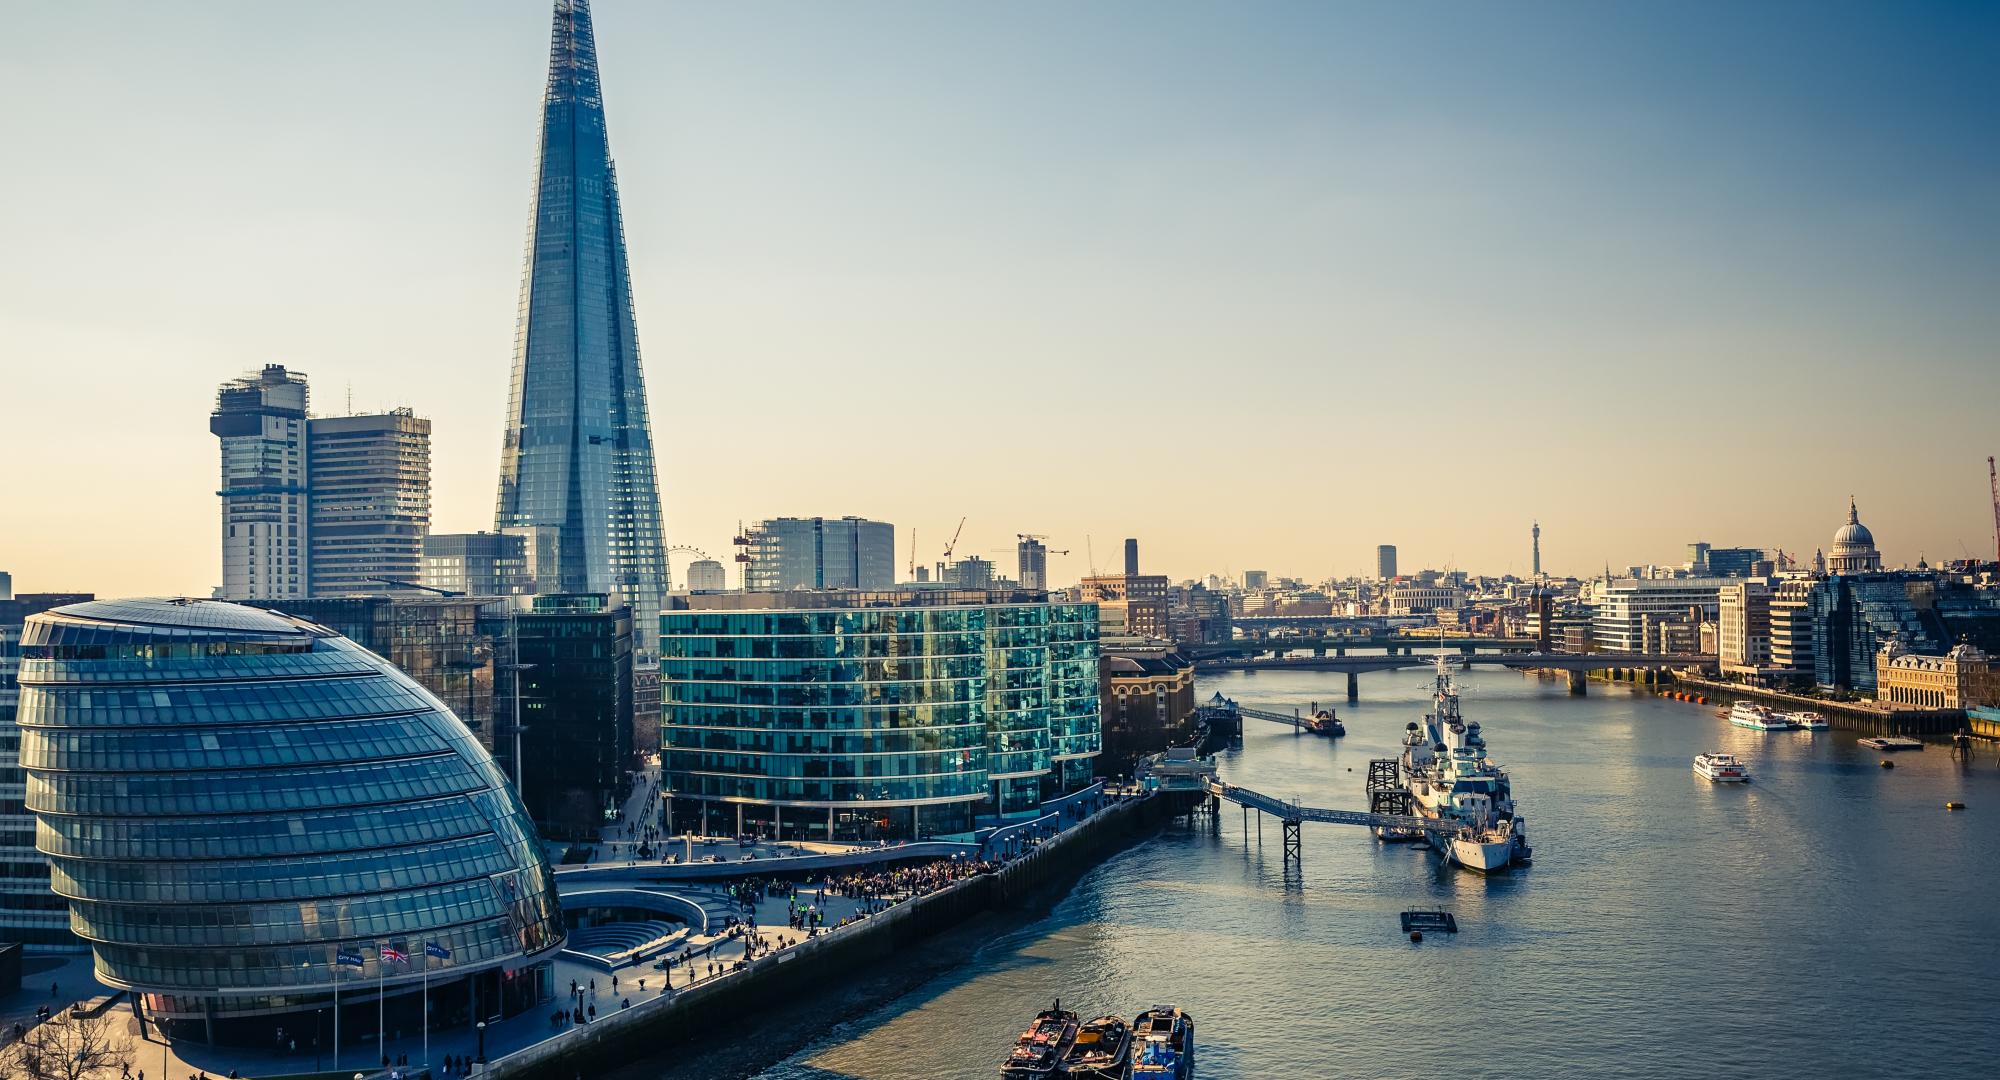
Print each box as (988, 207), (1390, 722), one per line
(381, 946), (410, 964)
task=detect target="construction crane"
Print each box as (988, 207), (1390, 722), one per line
(908, 528), (917, 580)
(366, 576), (461, 597)
(1989, 456), (1999, 563)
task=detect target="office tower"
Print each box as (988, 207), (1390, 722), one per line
(496, 0), (669, 659)
(0, 571), (11, 600)
(1124, 538), (1140, 577)
(740, 516), (896, 591)
(1717, 580), (1774, 671)
(684, 559), (727, 590)
(513, 594), (634, 838)
(1376, 545), (1399, 581)
(1018, 537), (1048, 591)
(308, 410), (431, 595)
(1705, 547), (1762, 578)
(662, 589), (1098, 840)
(1243, 569), (1268, 591)
(16, 598), (563, 1043)
(1687, 542), (1713, 576)
(1532, 521), (1542, 577)
(423, 531), (534, 595)
(0, 589), (93, 946)
(212, 365), (310, 600)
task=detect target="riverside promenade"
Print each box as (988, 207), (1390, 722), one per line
(32, 779), (1154, 1080)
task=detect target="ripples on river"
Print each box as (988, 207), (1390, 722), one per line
(749, 670), (2000, 1079)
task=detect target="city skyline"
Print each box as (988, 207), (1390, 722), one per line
(4, 1), (1997, 597)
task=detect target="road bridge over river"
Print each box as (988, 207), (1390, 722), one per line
(1197, 650), (1716, 700)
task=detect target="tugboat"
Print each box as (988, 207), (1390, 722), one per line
(1058, 1015), (1131, 1079)
(1129, 1005), (1194, 1078)
(1000, 1002), (1079, 1078)
(1399, 655), (1531, 872)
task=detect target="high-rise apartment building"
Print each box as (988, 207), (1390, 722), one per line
(213, 366), (432, 599)
(741, 516), (896, 591)
(513, 594), (634, 838)
(0, 589), (93, 946)
(1018, 537), (1048, 592)
(1377, 545), (1399, 580)
(212, 365), (310, 600)
(308, 410), (430, 595)
(495, 0), (668, 658)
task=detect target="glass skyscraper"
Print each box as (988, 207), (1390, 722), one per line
(496, 0), (667, 658)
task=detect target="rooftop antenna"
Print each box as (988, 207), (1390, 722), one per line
(346, 381), (353, 416)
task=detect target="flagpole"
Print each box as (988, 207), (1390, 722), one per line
(377, 942), (385, 1069)
(333, 948), (341, 1073)
(422, 943), (429, 1069)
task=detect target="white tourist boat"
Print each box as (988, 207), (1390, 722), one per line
(1693, 752), (1751, 782)
(1785, 711), (1830, 731)
(1729, 702), (1794, 730)
(1398, 657), (1531, 873)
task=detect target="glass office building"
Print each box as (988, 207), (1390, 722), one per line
(660, 591), (1099, 842)
(15, 598), (563, 1046)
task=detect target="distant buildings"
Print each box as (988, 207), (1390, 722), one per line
(1376, 545), (1398, 581)
(740, 516), (896, 591)
(660, 589), (1099, 841)
(1243, 570), (1268, 591)
(1717, 580), (1774, 672)
(211, 365), (431, 599)
(1018, 537), (1048, 592)
(15, 598), (563, 1045)
(1083, 540), (1169, 640)
(1590, 577), (1727, 653)
(1826, 500), (1884, 574)
(1382, 584), (1465, 616)
(683, 558), (727, 591)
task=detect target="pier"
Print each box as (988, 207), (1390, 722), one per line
(1235, 703), (1342, 735)
(1203, 778), (1455, 865)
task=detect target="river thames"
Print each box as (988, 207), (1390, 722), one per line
(684, 668), (1999, 1079)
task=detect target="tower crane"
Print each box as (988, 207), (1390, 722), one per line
(938, 517), (967, 583)
(1989, 456), (1999, 563)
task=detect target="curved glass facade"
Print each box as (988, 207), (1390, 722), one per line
(661, 594), (1099, 840)
(15, 598), (564, 1034)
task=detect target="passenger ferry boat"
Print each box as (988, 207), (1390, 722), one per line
(1129, 1005), (1194, 1078)
(999, 1003), (1078, 1078)
(1729, 702), (1794, 730)
(1398, 656), (1531, 873)
(1785, 711), (1830, 731)
(1058, 1015), (1131, 1079)
(1693, 752), (1751, 782)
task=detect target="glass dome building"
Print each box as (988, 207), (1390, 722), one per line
(15, 598), (564, 1046)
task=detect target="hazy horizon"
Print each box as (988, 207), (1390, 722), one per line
(4, 1), (1996, 598)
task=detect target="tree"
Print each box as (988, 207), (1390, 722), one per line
(2, 1010), (135, 1080)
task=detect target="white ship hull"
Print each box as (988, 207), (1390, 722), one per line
(1427, 830), (1514, 872)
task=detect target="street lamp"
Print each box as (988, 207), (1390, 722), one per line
(476, 1019), (488, 1065)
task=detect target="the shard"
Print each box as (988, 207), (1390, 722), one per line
(497, 0), (666, 656)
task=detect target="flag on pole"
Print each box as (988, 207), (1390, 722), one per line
(381, 946), (410, 964)
(336, 950), (365, 968)
(425, 942), (451, 960)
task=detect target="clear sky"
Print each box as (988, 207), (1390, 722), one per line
(3, 1), (1996, 597)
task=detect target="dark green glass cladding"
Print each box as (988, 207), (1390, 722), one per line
(495, 0), (666, 657)
(14, 599), (565, 1007)
(660, 601), (1099, 830)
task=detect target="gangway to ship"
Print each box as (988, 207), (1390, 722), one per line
(1203, 779), (1456, 864)
(1235, 704), (1343, 736)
